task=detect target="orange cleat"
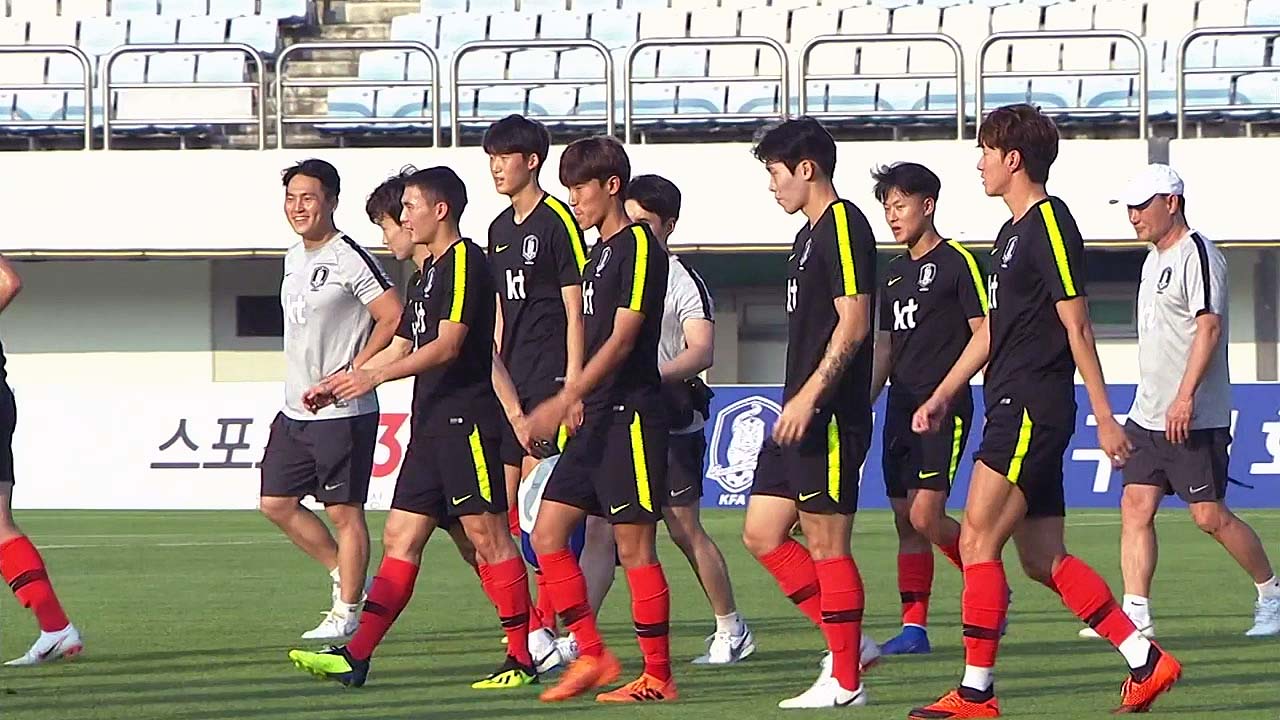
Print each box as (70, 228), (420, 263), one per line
(908, 689), (1001, 719)
(539, 651), (622, 702)
(596, 673), (679, 703)
(1113, 647), (1182, 714)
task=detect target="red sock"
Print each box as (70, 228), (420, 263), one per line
(938, 540), (963, 570)
(487, 556), (533, 666)
(626, 563), (671, 682)
(758, 540), (822, 626)
(898, 552), (933, 628)
(0, 536), (70, 632)
(537, 549), (604, 657)
(530, 570), (557, 634)
(1052, 554), (1139, 647)
(961, 561), (1008, 670)
(814, 557), (864, 692)
(508, 504), (521, 537)
(347, 557), (418, 660)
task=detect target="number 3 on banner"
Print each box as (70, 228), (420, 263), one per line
(373, 413), (408, 478)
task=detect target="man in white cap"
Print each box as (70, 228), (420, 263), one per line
(1080, 163), (1280, 639)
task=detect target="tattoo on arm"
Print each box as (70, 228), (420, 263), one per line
(815, 334), (856, 387)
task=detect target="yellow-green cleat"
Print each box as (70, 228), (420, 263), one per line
(288, 646), (369, 688)
(471, 655), (539, 690)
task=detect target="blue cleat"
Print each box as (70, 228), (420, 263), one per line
(878, 625), (931, 655)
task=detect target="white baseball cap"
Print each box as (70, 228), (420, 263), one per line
(1110, 163), (1185, 207)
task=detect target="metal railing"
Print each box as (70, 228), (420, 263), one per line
(0, 45), (93, 149)
(977, 30), (1148, 138)
(1177, 25), (1280, 138)
(623, 36), (789, 143)
(101, 43), (266, 150)
(275, 41), (441, 148)
(452, 39), (613, 142)
(799, 33), (964, 140)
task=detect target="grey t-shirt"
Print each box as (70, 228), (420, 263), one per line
(1128, 230), (1231, 431)
(280, 233), (393, 421)
(661, 255), (714, 434)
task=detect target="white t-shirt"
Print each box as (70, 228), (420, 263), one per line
(661, 255), (714, 434)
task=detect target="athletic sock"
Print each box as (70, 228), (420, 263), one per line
(487, 556), (533, 666)
(528, 569), (557, 634)
(1256, 575), (1280, 600)
(626, 563), (672, 682)
(898, 552), (934, 628)
(1122, 593), (1151, 629)
(347, 557), (418, 661)
(758, 540), (822, 626)
(961, 665), (994, 694)
(507, 504), (521, 538)
(961, 561), (1008, 687)
(0, 536), (71, 632)
(938, 539), (964, 570)
(815, 557), (864, 692)
(537, 549), (604, 658)
(1052, 555), (1154, 675)
(715, 611), (744, 636)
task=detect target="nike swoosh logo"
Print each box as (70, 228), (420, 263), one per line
(495, 244), (510, 253)
(798, 491), (822, 502)
(836, 691), (864, 707)
(610, 503), (630, 514)
(1189, 484), (1209, 494)
(670, 486), (692, 497)
(452, 495), (473, 505)
(323, 482), (346, 491)
(787, 253), (796, 261)
(37, 645), (58, 661)
(888, 276), (903, 286)
(919, 471), (941, 479)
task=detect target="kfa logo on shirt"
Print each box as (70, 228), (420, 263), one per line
(522, 234), (539, 265)
(309, 265), (330, 291)
(1157, 266), (1173, 293)
(893, 297), (919, 330)
(1000, 236), (1019, 268)
(918, 262), (937, 292)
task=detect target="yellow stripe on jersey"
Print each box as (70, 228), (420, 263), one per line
(448, 242), (467, 323)
(947, 240), (989, 314)
(469, 425), (492, 502)
(630, 412), (653, 512)
(544, 195), (587, 272)
(827, 416), (841, 502)
(627, 225), (649, 312)
(1038, 202), (1078, 298)
(832, 202), (858, 295)
(1006, 410), (1034, 484)
(948, 415), (964, 483)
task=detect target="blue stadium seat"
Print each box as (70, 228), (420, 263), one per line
(556, 47), (604, 79)
(178, 16), (226, 42)
(260, 0), (310, 24)
(147, 51), (197, 81)
(159, 0), (209, 17)
(437, 13), (489, 61)
(359, 50), (409, 81)
(374, 87), (429, 130)
(526, 86), (576, 117)
(323, 88), (375, 126)
(113, 0), (160, 18)
(12, 91), (67, 134)
(129, 16), (179, 43)
(538, 11), (587, 39)
(229, 16), (278, 55)
(1246, 0), (1280, 25)
(589, 10), (638, 49)
(196, 51), (246, 82)
(508, 49), (557, 80)
(79, 17), (129, 57)
(475, 86), (528, 119)
(0, 92), (15, 124)
(208, 0), (256, 19)
(389, 14), (439, 45)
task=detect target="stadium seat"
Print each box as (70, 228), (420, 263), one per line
(739, 7), (789, 74)
(789, 7), (839, 50)
(455, 48), (507, 82)
(132, 52), (198, 129)
(260, 0), (310, 24)
(13, 90), (67, 133)
(197, 50), (246, 81)
(557, 46), (606, 78)
(0, 56), (45, 85)
(419, 0), (465, 14)
(469, 0), (517, 14)
(571, 0), (618, 12)
(475, 86), (528, 118)
(639, 8), (688, 39)
(208, 0), (257, 18)
(359, 50), (409, 81)
(27, 17), (79, 46)
(113, 0), (160, 18)
(8, 0), (57, 19)
(389, 14), (439, 45)
(228, 16), (279, 55)
(178, 16), (227, 42)
(840, 5), (889, 34)
(624, 0), (672, 11)
(891, 5), (941, 34)
(130, 16), (179, 43)
(374, 86), (429, 128)
(508, 48), (558, 79)
(159, 0), (210, 17)
(521, 0), (565, 13)
(0, 91), (15, 121)
(489, 11), (539, 40)
(1247, 0), (1280, 26)
(688, 7), (737, 38)
(989, 3), (1040, 33)
(527, 86), (576, 117)
(0, 19), (27, 44)
(322, 88), (376, 131)
(1071, 39), (1132, 110)
(437, 13), (490, 62)
(62, 0), (110, 18)
(79, 17), (129, 58)
(1196, 0), (1247, 27)
(538, 11), (587, 39)
(589, 10), (639, 49)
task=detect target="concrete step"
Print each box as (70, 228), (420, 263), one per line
(343, 1), (419, 24)
(284, 59), (359, 77)
(317, 23), (391, 41)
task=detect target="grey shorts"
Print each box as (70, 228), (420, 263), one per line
(1121, 420), (1230, 503)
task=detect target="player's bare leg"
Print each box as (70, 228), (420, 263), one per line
(446, 521), (479, 568)
(1080, 484), (1161, 639)
(462, 510), (538, 688)
(259, 496), (339, 570)
(324, 502), (370, 605)
(581, 514), (616, 611)
(0, 482), (81, 666)
(1187, 500), (1280, 635)
(665, 503), (754, 664)
(883, 492), (958, 655)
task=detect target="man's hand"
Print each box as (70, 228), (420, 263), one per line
(525, 394), (569, 447)
(1165, 395), (1193, 445)
(301, 383), (335, 414)
(772, 392), (817, 447)
(913, 394), (949, 435)
(508, 412), (533, 451)
(328, 369), (379, 402)
(566, 399), (585, 435)
(1098, 415), (1133, 468)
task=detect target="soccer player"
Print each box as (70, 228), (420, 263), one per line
(263, 159), (401, 642)
(1074, 163), (1279, 639)
(739, 117), (877, 709)
(622, 173), (755, 664)
(0, 256), (82, 666)
(288, 166), (537, 689)
(868, 162), (986, 656)
(908, 105), (1181, 718)
(521, 136), (676, 703)
(482, 114), (589, 670)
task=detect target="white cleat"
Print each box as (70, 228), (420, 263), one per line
(860, 632), (881, 671)
(301, 610), (358, 642)
(1078, 621), (1154, 639)
(555, 633), (580, 665)
(779, 676), (867, 709)
(5, 624), (84, 667)
(529, 627), (563, 674)
(692, 625), (756, 665)
(1245, 597), (1280, 636)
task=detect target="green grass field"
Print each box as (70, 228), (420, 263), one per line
(1, 510), (1277, 720)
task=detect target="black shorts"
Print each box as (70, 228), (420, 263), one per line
(882, 398), (972, 500)
(260, 412), (377, 505)
(499, 387), (563, 467)
(1121, 420), (1230, 503)
(392, 419), (506, 519)
(973, 398), (1072, 518)
(542, 404), (668, 525)
(0, 383), (15, 487)
(750, 417), (869, 515)
(665, 430), (706, 508)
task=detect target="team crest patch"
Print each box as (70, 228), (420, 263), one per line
(309, 265), (330, 290)
(1000, 236), (1019, 268)
(798, 237), (814, 269)
(595, 246), (612, 277)
(706, 397), (782, 495)
(1157, 266), (1173, 292)
(424, 267), (435, 296)
(522, 234), (539, 265)
(918, 262), (937, 291)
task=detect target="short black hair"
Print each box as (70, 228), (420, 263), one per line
(559, 136), (630, 192)
(978, 104), (1059, 184)
(365, 166), (417, 225)
(752, 116), (837, 180)
(403, 166), (468, 223)
(625, 174), (682, 223)
(482, 114), (552, 169)
(282, 158), (340, 200)
(871, 162), (941, 204)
